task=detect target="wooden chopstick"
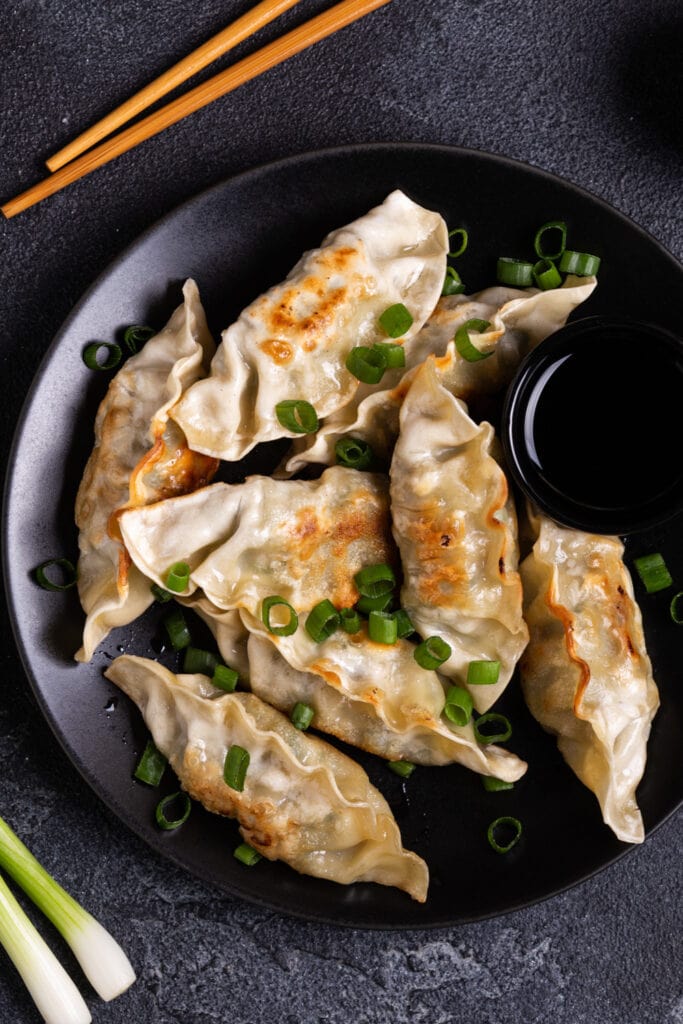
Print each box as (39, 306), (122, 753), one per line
(1, 0), (391, 220)
(46, 0), (304, 172)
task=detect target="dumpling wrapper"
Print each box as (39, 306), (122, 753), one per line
(170, 190), (449, 461)
(105, 655), (428, 901)
(281, 275), (597, 475)
(390, 358), (529, 713)
(518, 513), (659, 843)
(74, 279), (218, 662)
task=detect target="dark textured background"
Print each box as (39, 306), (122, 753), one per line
(1, 1), (682, 1021)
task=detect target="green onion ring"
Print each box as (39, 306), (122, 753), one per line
(355, 592), (394, 615)
(122, 324), (155, 353)
(496, 257), (535, 287)
(346, 345), (387, 385)
(482, 776), (514, 792)
(234, 843), (262, 866)
(414, 636), (451, 670)
(387, 760), (416, 779)
(443, 685), (473, 727)
(533, 220), (567, 260)
(165, 561), (190, 593)
(633, 552), (673, 594)
(487, 816), (522, 853)
(474, 712), (512, 745)
(290, 702), (315, 731)
(163, 606), (191, 650)
(335, 437), (374, 470)
(134, 740), (167, 786)
(339, 607), (361, 634)
(558, 249), (601, 276)
(223, 745), (250, 792)
(454, 318), (494, 362)
(305, 599), (340, 643)
(34, 557), (78, 592)
(354, 563), (396, 598)
(447, 227), (469, 258)
(670, 592), (683, 624)
(82, 341), (122, 371)
(155, 792), (191, 830)
(182, 646), (218, 676)
(150, 582), (173, 603)
(275, 400), (318, 434)
(532, 258), (562, 291)
(368, 610), (398, 645)
(212, 664), (239, 692)
(373, 342), (406, 369)
(379, 303), (413, 338)
(466, 660), (501, 686)
(262, 596), (298, 636)
(442, 266), (466, 295)
(393, 608), (415, 639)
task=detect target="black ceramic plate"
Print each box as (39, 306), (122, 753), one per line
(4, 144), (683, 930)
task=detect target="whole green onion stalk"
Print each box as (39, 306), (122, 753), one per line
(0, 815), (136, 1012)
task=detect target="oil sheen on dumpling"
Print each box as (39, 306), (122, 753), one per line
(281, 275), (596, 475)
(390, 358), (529, 713)
(170, 190), (449, 461)
(105, 655), (428, 901)
(74, 279), (218, 662)
(518, 513), (659, 844)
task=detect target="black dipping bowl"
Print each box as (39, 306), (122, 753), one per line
(502, 315), (683, 535)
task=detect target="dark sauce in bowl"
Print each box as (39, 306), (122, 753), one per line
(502, 316), (683, 535)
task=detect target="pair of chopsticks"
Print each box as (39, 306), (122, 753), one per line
(1, 0), (391, 220)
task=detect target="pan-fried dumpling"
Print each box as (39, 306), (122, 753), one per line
(518, 513), (660, 843)
(282, 275), (596, 475)
(170, 191), (449, 461)
(74, 279), (218, 662)
(390, 358), (528, 713)
(105, 655), (428, 901)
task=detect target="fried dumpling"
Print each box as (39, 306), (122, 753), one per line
(389, 358), (529, 713)
(74, 279), (218, 662)
(170, 191), (449, 461)
(518, 513), (660, 843)
(105, 655), (429, 901)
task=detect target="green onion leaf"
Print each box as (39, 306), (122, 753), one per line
(482, 776), (514, 792)
(262, 596), (298, 636)
(387, 760), (416, 778)
(182, 646), (218, 676)
(234, 843), (262, 866)
(442, 266), (466, 295)
(443, 685), (473, 727)
(291, 702), (315, 731)
(134, 740), (167, 786)
(414, 636), (451, 670)
(155, 792), (191, 830)
(339, 607), (361, 634)
(275, 399), (318, 434)
(447, 227), (469, 258)
(379, 303), (413, 338)
(150, 582), (173, 603)
(346, 345), (387, 385)
(533, 220), (567, 260)
(474, 712), (512, 745)
(487, 815), (522, 853)
(454, 318), (493, 362)
(122, 324), (155, 353)
(558, 249), (601, 276)
(633, 552), (673, 594)
(34, 558), (78, 592)
(165, 560), (190, 593)
(82, 341), (122, 370)
(532, 258), (562, 291)
(305, 599), (340, 643)
(213, 664), (239, 692)
(496, 257), (535, 287)
(467, 660), (501, 686)
(670, 592), (683, 624)
(335, 436), (374, 470)
(368, 610), (398, 645)
(224, 745), (250, 791)
(355, 592), (394, 614)
(354, 563), (396, 598)
(163, 606), (191, 650)
(373, 341), (406, 369)
(393, 608), (415, 639)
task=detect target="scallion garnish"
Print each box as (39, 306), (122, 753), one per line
(275, 399), (318, 434)
(155, 792), (192, 830)
(379, 303), (413, 338)
(354, 563), (396, 598)
(355, 592), (394, 614)
(443, 685), (473, 727)
(290, 702), (315, 731)
(482, 776), (514, 792)
(368, 610), (398, 645)
(633, 552), (673, 594)
(213, 664), (239, 692)
(305, 599), (340, 643)
(163, 606), (191, 650)
(393, 608), (415, 639)
(224, 745), (250, 792)
(387, 760), (416, 778)
(339, 607), (361, 634)
(466, 660), (501, 686)
(182, 646), (219, 676)
(532, 258), (562, 291)
(164, 560), (190, 593)
(669, 592), (683, 624)
(346, 345), (387, 385)
(496, 257), (535, 287)
(122, 324), (155, 353)
(234, 843), (262, 866)
(150, 582), (173, 603)
(442, 266), (466, 295)
(34, 558), (78, 592)
(335, 437), (374, 470)
(558, 249), (601, 276)
(447, 227), (469, 258)
(373, 341), (406, 369)
(487, 815), (522, 853)
(82, 341), (122, 371)
(533, 220), (567, 260)
(454, 318), (493, 362)
(474, 713), (512, 745)
(133, 739), (167, 786)
(262, 596), (298, 636)
(414, 636), (451, 670)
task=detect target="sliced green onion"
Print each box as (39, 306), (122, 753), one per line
(339, 607), (361, 633)
(234, 843), (262, 866)
(133, 739), (167, 786)
(393, 608), (415, 639)
(387, 760), (416, 778)
(633, 552), (673, 594)
(346, 345), (387, 385)
(182, 646), (219, 675)
(443, 685), (473, 727)
(290, 702), (315, 731)
(354, 563), (396, 598)
(262, 596), (298, 636)
(82, 341), (122, 370)
(532, 258), (562, 291)
(496, 257), (535, 287)
(414, 636), (451, 670)
(305, 599), (340, 643)
(373, 341), (406, 369)
(355, 592), (394, 614)
(482, 776), (514, 792)
(379, 303), (413, 338)
(335, 436), (374, 470)
(558, 249), (601, 276)
(213, 664), (239, 692)
(0, 814), (136, 1007)
(533, 220), (567, 260)
(163, 606), (191, 650)
(150, 582), (173, 603)
(122, 324), (155, 353)
(454, 318), (493, 362)
(467, 660), (501, 686)
(224, 745), (250, 792)
(165, 560), (190, 593)
(34, 558), (77, 592)
(275, 399), (318, 434)
(368, 610), (398, 645)
(670, 592), (683, 624)
(442, 266), (466, 296)
(474, 713), (512, 745)
(155, 792), (191, 830)
(447, 227), (469, 258)
(487, 815), (522, 853)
